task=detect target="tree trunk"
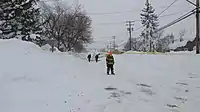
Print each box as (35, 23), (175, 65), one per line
(150, 40), (152, 52)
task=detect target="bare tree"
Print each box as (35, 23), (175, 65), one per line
(179, 29), (186, 42)
(40, 2), (66, 48)
(156, 33), (175, 52)
(124, 38), (138, 51)
(40, 2), (92, 52)
(62, 6), (92, 51)
(154, 30), (164, 51)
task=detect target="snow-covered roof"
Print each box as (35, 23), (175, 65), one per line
(169, 40), (188, 49)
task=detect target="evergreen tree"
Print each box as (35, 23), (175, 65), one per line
(140, 0), (159, 52)
(0, 0), (42, 42)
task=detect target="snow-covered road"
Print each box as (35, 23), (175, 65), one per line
(0, 39), (200, 112)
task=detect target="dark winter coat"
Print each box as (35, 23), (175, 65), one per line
(87, 54), (91, 59)
(106, 55), (114, 65)
(95, 54), (99, 59)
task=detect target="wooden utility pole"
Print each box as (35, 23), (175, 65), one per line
(196, 0), (200, 54)
(109, 41), (112, 52)
(126, 21), (134, 51)
(113, 36), (116, 50)
(186, 0), (199, 54)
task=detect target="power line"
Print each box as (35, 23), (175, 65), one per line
(94, 10), (190, 26)
(158, 0), (179, 16)
(87, 10), (135, 15)
(92, 1), (195, 49)
(87, 4), (183, 16)
(94, 21), (125, 26)
(133, 11), (187, 32)
(132, 26), (144, 32)
(159, 9), (190, 17)
(136, 9), (195, 44)
(94, 10), (194, 46)
(186, 0), (197, 7)
(119, 9), (196, 48)
(93, 0), (189, 26)
(132, 9), (192, 33)
(157, 9), (196, 32)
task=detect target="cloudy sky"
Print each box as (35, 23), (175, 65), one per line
(48, 0), (196, 49)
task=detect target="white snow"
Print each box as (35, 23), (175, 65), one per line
(0, 39), (200, 112)
(0, 20), (5, 25)
(30, 34), (40, 39)
(169, 40), (188, 50)
(167, 50), (197, 55)
(41, 44), (60, 53)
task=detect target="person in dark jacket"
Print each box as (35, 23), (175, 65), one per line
(106, 52), (115, 75)
(87, 54), (91, 62)
(95, 54), (99, 62)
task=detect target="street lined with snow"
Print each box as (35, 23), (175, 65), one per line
(0, 39), (200, 112)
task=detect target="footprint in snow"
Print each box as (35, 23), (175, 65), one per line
(176, 82), (188, 86)
(188, 73), (199, 79)
(136, 83), (155, 96)
(119, 90), (132, 95)
(140, 87), (156, 96)
(137, 83), (152, 88)
(105, 87), (132, 103)
(104, 86), (117, 91)
(11, 76), (40, 83)
(166, 104), (178, 108)
(174, 96), (187, 103)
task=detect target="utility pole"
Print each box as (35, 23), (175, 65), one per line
(185, 0), (200, 54)
(196, 0), (200, 54)
(126, 21), (134, 51)
(110, 41), (112, 51)
(113, 36), (116, 50)
(108, 40), (112, 52)
(106, 45), (109, 52)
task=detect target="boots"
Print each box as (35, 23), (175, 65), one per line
(107, 64), (115, 75)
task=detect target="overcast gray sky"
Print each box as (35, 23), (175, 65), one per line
(53, 0), (196, 49)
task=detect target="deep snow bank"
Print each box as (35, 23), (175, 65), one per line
(0, 39), (97, 112)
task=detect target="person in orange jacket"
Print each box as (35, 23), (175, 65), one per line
(106, 52), (115, 75)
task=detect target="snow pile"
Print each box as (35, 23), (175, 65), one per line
(41, 44), (60, 53)
(0, 39), (44, 55)
(124, 51), (164, 54)
(41, 44), (52, 51)
(0, 39), (200, 112)
(0, 39), (88, 112)
(167, 50), (197, 55)
(30, 34), (40, 39)
(169, 40), (188, 49)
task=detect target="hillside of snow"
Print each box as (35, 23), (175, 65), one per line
(0, 39), (200, 112)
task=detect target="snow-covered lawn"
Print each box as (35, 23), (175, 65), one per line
(0, 39), (200, 112)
